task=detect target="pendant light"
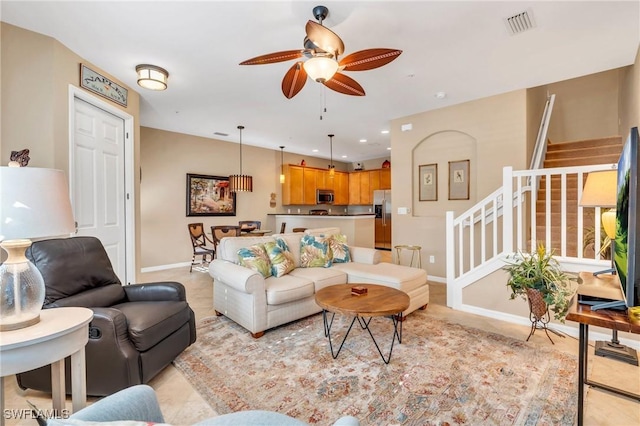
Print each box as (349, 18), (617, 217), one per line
(328, 134), (335, 178)
(279, 146), (285, 184)
(229, 125), (253, 192)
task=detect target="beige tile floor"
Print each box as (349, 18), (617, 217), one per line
(3, 252), (640, 425)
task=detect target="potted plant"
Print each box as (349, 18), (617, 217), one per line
(503, 244), (575, 323)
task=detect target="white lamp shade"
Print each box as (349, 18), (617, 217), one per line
(303, 57), (339, 82)
(579, 170), (617, 207)
(0, 167), (75, 241)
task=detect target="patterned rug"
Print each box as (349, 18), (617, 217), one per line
(173, 311), (578, 425)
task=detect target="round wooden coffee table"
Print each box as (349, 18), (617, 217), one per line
(315, 284), (409, 364)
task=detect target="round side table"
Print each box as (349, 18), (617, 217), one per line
(0, 307), (93, 423)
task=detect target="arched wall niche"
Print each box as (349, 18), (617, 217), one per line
(411, 130), (478, 217)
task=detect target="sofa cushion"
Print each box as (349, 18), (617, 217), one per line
(288, 267), (347, 292)
(300, 234), (332, 268)
(264, 239), (295, 278)
(218, 235), (275, 263)
(265, 275), (315, 305)
(238, 244), (272, 278)
(327, 234), (351, 263)
(110, 301), (191, 352)
(332, 262), (427, 293)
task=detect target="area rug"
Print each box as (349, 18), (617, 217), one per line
(173, 311), (578, 425)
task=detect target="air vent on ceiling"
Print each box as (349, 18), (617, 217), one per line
(213, 132), (229, 137)
(504, 9), (535, 36)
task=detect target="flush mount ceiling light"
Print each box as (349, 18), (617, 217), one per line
(229, 125), (253, 192)
(135, 64), (169, 91)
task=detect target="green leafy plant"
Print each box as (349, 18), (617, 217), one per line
(503, 245), (575, 322)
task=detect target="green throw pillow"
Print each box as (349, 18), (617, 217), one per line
(300, 234), (332, 268)
(237, 244), (272, 278)
(265, 238), (295, 277)
(327, 234), (351, 263)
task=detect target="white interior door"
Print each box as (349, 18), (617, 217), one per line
(71, 96), (128, 282)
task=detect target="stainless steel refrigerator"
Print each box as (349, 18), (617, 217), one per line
(373, 190), (391, 250)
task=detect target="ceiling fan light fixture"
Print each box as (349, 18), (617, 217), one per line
(304, 57), (338, 82)
(135, 64), (169, 91)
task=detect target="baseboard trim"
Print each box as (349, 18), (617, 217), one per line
(427, 275), (446, 283)
(459, 304), (640, 350)
(141, 262), (191, 273)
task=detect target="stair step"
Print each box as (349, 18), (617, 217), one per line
(545, 145), (622, 160)
(544, 154), (620, 168)
(546, 136), (622, 151)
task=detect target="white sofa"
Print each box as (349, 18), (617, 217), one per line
(209, 227), (429, 338)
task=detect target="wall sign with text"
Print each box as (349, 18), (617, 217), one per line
(80, 64), (128, 107)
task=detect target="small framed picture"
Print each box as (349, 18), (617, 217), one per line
(448, 160), (470, 200)
(419, 163), (437, 201)
(186, 174), (236, 216)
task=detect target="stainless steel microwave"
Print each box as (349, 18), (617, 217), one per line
(316, 189), (334, 204)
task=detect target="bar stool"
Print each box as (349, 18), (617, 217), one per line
(394, 245), (422, 268)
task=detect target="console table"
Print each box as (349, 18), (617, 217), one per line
(566, 296), (640, 426)
(0, 307), (93, 425)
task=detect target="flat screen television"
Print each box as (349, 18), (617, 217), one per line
(613, 126), (640, 310)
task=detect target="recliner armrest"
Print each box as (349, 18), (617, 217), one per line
(123, 282), (187, 302)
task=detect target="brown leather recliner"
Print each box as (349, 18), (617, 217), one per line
(16, 236), (196, 396)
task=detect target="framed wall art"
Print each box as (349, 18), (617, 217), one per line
(186, 174), (236, 216)
(419, 163), (438, 201)
(448, 159), (470, 200)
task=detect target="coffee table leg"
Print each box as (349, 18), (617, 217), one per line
(363, 313), (403, 364)
(323, 310), (358, 359)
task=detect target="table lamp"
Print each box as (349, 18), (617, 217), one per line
(0, 166), (75, 331)
(579, 169), (617, 268)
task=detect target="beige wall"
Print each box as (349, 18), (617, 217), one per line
(1, 23), (143, 278)
(619, 45), (640, 137)
(391, 90), (529, 279)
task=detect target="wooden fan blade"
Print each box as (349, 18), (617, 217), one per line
(339, 49), (403, 71)
(240, 50), (304, 65)
(305, 20), (345, 56)
(281, 62), (307, 99)
(323, 72), (365, 96)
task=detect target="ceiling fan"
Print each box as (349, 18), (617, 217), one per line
(239, 5), (402, 99)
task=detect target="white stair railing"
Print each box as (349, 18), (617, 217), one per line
(446, 163), (616, 309)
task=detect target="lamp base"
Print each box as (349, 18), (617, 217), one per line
(594, 340), (639, 366)
(0, 314), (40, 331)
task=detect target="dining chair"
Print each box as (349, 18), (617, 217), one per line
(280, 222), (286, 233)
(211, 225), (242, 255)
(238, 220), (261, 233)
(187, 223), (215, 272)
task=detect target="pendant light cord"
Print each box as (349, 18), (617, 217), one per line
(238, 125), (244, 175)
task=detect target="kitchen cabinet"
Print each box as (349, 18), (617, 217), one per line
(380, 168), (391, 189)
(303, 168), (316, 204)
(333, 171), (349, 205)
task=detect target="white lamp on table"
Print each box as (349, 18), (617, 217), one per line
(0, 166), (75, 331)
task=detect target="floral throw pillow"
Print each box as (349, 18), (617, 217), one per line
(327, 234), (351, 263)
(237, 244), (272, 278)
(265, 238), (295, 277)
(300, 234), (332, 268)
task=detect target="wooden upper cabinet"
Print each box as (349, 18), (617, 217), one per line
(334, 171), (349, 205)
(379, 168), (391, 189)
(283, 165), (390, 206)
(303, 168), (317, 205)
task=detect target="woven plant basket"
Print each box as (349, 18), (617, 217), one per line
(526, 287), (549, 321)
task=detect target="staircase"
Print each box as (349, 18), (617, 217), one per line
(536, 136), (623, 257)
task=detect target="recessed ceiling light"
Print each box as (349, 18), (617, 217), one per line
(435, 91), (447, 99)
(312, 149), (318, 153)
(341, 155), (347, 158)
(387, 147), (391, 151)
(381, 130), (389, 134)
(359, 139), (367, 143)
